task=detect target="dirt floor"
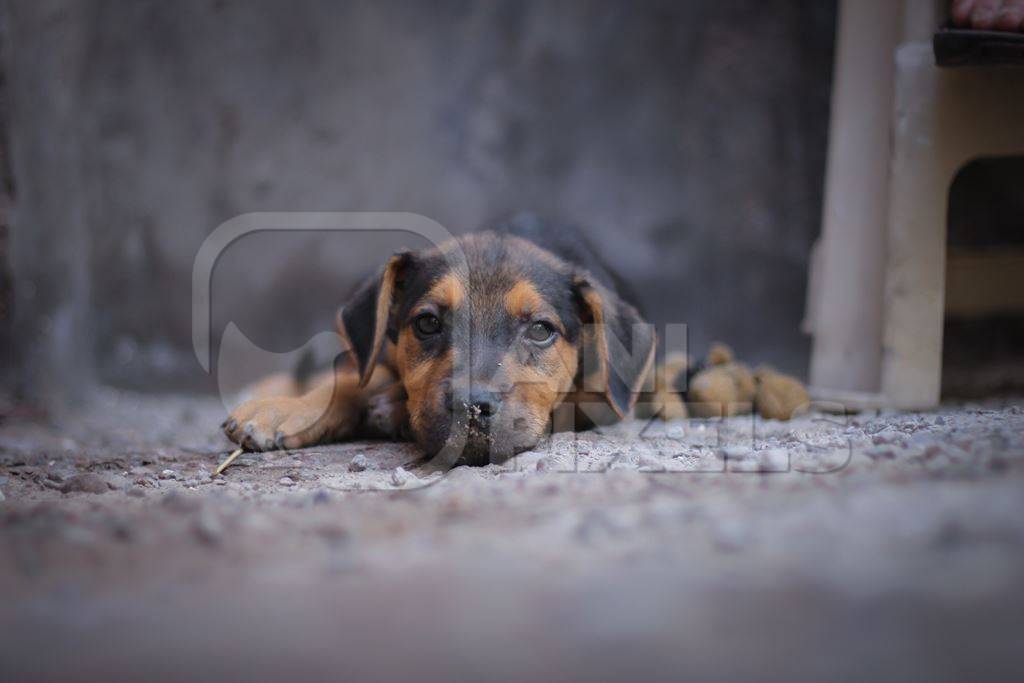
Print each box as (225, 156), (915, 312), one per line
(1, 388), (1023, 681)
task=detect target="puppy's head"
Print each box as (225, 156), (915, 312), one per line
(339, 232), (654, 465)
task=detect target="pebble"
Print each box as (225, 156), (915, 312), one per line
(60, 473), (109, 495)
(158, 469), (178, 480)
(278, 476), (296, 487)
(348, 454), (369, 472)
(391, 467), (416, 487)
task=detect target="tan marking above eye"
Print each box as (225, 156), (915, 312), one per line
(504, 280), (545, 318)
(425, 273), (466, 311)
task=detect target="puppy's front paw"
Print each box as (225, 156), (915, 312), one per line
(365, 392), (410, 440)
(223, 397), (326, 451)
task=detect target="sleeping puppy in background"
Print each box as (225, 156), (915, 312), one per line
(222, 214), (657, 466)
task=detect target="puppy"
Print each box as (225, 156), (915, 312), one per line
(223, 214), (656, 466)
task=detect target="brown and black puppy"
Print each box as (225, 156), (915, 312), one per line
(223, 215), (656, 466)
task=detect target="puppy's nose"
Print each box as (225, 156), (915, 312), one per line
(467, 389), (500, 420)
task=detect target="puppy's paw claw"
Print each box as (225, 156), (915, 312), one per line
(222, 397), (322, 452)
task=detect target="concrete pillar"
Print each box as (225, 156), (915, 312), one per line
(3, 1), (95, 407)
(809, 0), (903, 393)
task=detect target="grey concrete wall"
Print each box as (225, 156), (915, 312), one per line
(1, 0), (835, 399)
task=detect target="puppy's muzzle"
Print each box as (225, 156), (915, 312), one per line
(444, 385), (503, 426)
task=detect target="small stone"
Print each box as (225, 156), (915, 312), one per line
(391, 467), (415, 487)
(159, 469), (177, 480)
(278, 476), (296, 487)
(348, 454), (369, 472)
(60, 473), (109, 495)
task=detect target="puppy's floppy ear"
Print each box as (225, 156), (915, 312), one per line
(574, 274), (657, 418)
(337, 251), (412, 386)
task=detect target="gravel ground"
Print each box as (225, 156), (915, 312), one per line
(1, 388), (1023, 682)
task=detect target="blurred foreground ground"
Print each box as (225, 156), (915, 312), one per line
(1, 390), (1023, 681)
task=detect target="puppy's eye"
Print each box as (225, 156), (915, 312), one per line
(526, 321), (556, 345)
(414, 313), (442, 337)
